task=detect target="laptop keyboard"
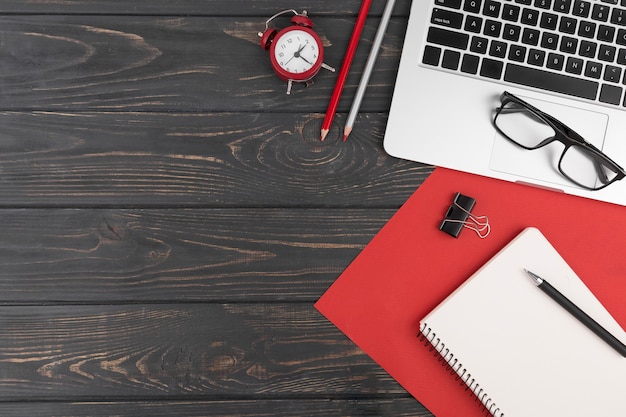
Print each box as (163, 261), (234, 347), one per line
(423, 0), (626, 107)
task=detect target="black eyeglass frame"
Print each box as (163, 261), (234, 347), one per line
(493, 91), (626, 191)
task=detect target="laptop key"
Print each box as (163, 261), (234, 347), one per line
(504, 63), (599, 99)
(471, 36), (489, 54)
(540, 12), (559, 29)
(483, 19), (502, 37)
(432, 8), (464, 29)
(423, 45), (442, 66)
(559, 17), (577, 33)
(509, 44), (528, 61)
(483, 0), (502, 17)
(464, 0), (483, 13)
(578, 21), (597, 38)
(553, 0), (573, 13)
(566, 56), (584, 73)
(503, 4), (522, 21)
(503, 23), (522, 41)
(480, 58), (504, 79)
(522, 27), (541, 44)
(521, 8), (540, 25)
(435, 0), (463, 8)
(611, 8), (626, 25)
(547, 52), (566, 70)
(599, 84), (622, 105)
(584, 60), (603, 78)
(442, 49), (462, 69)
(489, 40), (508, 58)
(535, 0), (552, 10)
(528, 48), (546, 65)
(591, 4), (610, 21)
(573, 0), (591, 18)
(598, 24), (616, 41)
(604, 65), (622, 82)
(560, 36), (578, 53)
(427, 27), (470, 49)
(541, 32), (560, 49)
(579, 40), (597, 58)
(465, 15), (483, 33)
(461, 54), (480, 74)
(599, 44), (617, 61)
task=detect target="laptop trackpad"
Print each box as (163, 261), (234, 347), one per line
(489, 96), (609, 189)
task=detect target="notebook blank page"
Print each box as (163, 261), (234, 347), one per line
(421, 227), (626, 417)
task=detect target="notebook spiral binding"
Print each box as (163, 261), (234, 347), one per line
(418, 323), (504, 417)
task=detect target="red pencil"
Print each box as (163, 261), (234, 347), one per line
(320, 0), (372, 141)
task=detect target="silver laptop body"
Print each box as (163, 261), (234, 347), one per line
(385, 0), (626, 205)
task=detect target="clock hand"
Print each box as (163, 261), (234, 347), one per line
(285, 44), (305, 65)
(298, 55), (313, 65)
(293, 44), (305, 58)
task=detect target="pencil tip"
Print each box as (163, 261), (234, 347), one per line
(343, 127), (352, 141)
(320, 129), (329, 142)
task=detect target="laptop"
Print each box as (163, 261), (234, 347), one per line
(384, 0), (626, 206)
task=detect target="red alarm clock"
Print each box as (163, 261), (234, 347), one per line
(259, 9), (335, 94)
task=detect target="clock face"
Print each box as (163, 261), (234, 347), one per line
(270, 27), (323, 81)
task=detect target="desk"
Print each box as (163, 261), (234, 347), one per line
(0, 1), (434, 415)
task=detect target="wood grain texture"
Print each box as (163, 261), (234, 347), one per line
(0, 304), (405, 398)
(0, 16), (407, 112)
(0, 1), (412, 16)
(0, 208), (399, 302)
(0, 1), (437, 415)
(0, 112), (430, 207)
(0, 399), (432, 417)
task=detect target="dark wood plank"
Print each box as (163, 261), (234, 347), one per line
(0, 208), (404, 302)
(0, 304), (413, 399)
(0, 399), (433, 417)
(0, 1), (412, 16)
(0, 112), (430, 207)
(0, 2), (438, 416)
(0, 16), (407, 111)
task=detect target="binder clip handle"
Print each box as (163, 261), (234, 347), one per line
(440, 192), (490, 239)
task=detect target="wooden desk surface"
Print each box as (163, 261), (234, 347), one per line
(0, 1), (435, 415)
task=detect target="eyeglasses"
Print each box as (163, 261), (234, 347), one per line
(493, 91), (626, 191)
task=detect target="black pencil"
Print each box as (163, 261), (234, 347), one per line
(524, 269), (626, 358)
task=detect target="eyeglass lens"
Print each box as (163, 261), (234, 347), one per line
(495, 100), (620, 190)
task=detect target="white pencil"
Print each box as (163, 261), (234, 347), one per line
(343, 0), (397, 141)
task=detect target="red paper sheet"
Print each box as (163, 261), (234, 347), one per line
(314, 167), (626, 417)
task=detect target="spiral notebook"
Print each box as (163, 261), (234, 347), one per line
(419, 227), (626, 417)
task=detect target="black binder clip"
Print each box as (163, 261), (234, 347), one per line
(440, 192), (490, 239)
